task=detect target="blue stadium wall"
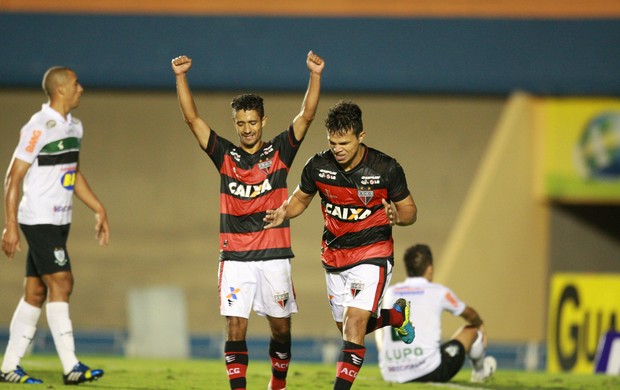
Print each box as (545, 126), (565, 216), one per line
(1, 12), (619, 95)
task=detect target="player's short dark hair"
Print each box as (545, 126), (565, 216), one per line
(231, 94), (265, 118)
(404, 244), (433, 277)
(325, 100), (363, 136)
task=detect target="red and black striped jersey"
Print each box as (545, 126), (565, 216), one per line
(299, 145), (411, 271)
(205, 126), (302, 261)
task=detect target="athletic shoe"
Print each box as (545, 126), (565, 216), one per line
(393, 298), (415, 344)
(267, 385), (286, 390)
(62, 362), (104, 385)
(471, 356), (497, 383)
(0, 366), (43, 384)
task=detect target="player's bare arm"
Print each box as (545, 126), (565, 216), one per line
(461, 306), (484, 328)
(264, 187), (314, 229)
(2, 158), (30, 259)
(171, 55), (212, 149)
(74, 171), (110, 246)
(382, 195), (417, 226)
(292, 50), (325, 141)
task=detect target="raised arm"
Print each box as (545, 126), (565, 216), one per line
(292, 51), (325, 141)
(171, 55), (212, 149)
(74, 171), (109, 246)
(382, 194), (417, 226)
(263, 186), (315, 229)
(2, 158), (30, 259)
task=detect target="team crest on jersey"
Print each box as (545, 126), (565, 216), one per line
(350, 282), (364, 298)
(226, 287), (240, 306)
(53, 247), (68, 266)
(46, 120), (56, 129)
(258, 159), (272, 175)
(274, 292), (289, 309)
(357, 187), (374, 205)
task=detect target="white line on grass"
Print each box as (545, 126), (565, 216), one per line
(429, 382), (493, 390)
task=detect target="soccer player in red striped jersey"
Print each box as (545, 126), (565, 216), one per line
(172, 51), (324, 390)
(264, 101), (417, 389)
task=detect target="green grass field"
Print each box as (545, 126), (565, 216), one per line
(1, 355), (618, 389)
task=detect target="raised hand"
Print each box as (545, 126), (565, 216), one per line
(171, 55), (193, 75)
(306, 50), (325, 75)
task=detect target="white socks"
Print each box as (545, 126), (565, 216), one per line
(469, 330), (486, 370)
(1, 298), (41, 373)
(46, 302), (79, 374)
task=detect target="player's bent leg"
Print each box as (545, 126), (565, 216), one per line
(393, 299), (415, 344)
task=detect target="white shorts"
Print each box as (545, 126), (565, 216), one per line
(218, 259), (298, 319)
(325, 262), (393, 323)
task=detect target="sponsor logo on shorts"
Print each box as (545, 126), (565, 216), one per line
(350, 281), (364, 298)
(274, 292), (289, 309)
(445, 344), (459, 357)
(226, 287), (240, 306)
(53, 247), (68, 266)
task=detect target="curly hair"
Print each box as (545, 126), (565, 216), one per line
(231, 94), (265, 118)
(324, 100), (363, 136)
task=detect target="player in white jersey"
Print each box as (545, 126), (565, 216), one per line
(375, 244), (497, 383)
(1, 67), (109, 385)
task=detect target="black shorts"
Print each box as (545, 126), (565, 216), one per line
(20, 224), (72, 277)
(412, 339), (466, 383)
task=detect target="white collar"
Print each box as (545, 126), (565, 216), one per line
(42, 103), (72, 124)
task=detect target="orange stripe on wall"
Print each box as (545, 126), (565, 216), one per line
(2, 0), (620, 18)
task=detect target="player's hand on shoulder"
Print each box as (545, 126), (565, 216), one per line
(171, 55), (192, 75)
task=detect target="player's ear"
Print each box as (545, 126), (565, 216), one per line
(358, 130), (366, 142)
(261, 115), (267, 127)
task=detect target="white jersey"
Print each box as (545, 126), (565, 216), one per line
(12, 103), (83, 225)
(375, 277), (466, 382)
